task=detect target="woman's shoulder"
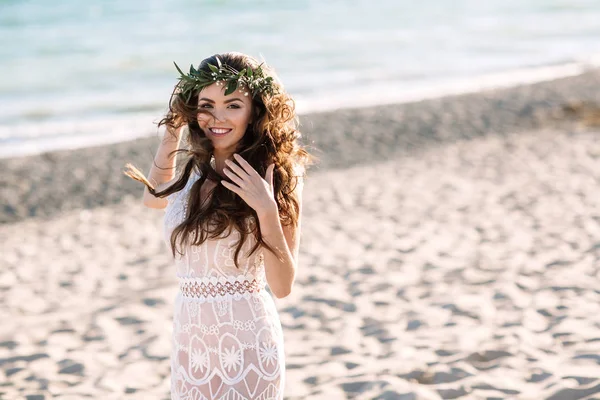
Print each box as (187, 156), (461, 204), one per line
(185, 168), (203, 188)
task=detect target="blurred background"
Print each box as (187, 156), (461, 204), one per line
(1, 0), (600, 158)
(2, 1), (600, 399)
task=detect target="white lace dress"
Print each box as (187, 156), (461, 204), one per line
(163, 170), (285, 399)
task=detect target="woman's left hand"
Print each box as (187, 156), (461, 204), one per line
(221, 153), (278, 218)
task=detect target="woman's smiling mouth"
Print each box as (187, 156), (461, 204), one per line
(209, 127), (233, 136)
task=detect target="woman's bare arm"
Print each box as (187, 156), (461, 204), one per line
(142, 127), (183, 209)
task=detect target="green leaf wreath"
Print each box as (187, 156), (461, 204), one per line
(173, 57), (279, 102)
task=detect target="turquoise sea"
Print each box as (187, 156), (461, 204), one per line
(1, 0), (600, 157)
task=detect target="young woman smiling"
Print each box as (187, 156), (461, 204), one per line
(124, 52), (315, 399)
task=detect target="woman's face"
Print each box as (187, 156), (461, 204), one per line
(196, 82), (253, 155)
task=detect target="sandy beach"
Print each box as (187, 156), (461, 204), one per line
(2, 70), (600, 399)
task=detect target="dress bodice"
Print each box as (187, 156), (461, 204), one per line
(162, 170), (266, 291)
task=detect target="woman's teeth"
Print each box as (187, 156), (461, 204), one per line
(210, 128), (232, 135)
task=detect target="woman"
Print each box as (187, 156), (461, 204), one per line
(123, 52), (314, 399)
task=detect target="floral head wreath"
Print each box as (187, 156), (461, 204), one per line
(173, 57), (280, 102)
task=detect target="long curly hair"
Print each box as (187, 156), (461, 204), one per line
(124, 52), (316, 268)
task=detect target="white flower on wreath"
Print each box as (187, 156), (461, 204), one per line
(190, 348), (209, 373)
(259, 342), (278, 367)
(221, 345), (243, 372)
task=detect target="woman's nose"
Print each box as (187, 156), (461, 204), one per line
(213, 109), (226, 122)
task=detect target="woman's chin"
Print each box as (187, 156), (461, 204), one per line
(211, 139), (241, 152)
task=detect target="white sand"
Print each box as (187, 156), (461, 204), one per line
(2, 127), (600, 399)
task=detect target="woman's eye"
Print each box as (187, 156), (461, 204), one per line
(228, 104), (240, 109)
(199, 104), (212, 108)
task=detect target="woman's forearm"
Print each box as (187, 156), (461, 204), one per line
(145, 127), (183, 194)
(258, 208), (297, 299)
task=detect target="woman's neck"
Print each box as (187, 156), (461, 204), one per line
(212, 152), (234, 178)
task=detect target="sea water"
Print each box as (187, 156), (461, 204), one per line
(1, 0), (600, 158)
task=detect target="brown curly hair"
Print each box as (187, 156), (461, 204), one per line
(124, 52), (316, 268)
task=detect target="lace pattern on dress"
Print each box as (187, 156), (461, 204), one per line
(165, 168), (284, 399)
(179, 274), (266, 303)
(162, 171), (197, 236)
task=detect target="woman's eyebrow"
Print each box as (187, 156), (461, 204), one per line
(198, 97), (243, 104)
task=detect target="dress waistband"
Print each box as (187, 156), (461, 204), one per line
(178, 276), (264, 300)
